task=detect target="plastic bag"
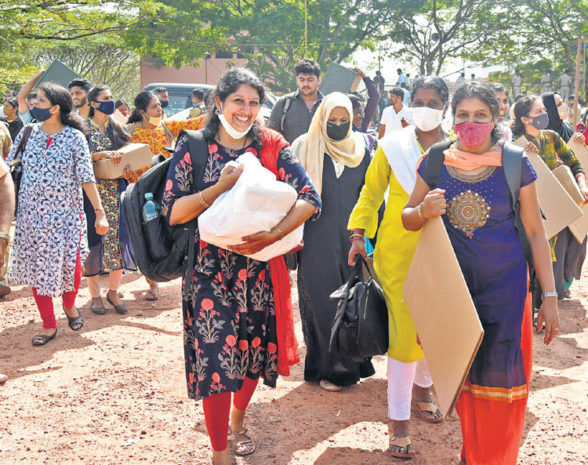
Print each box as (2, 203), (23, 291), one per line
(198, 152), (303, 261)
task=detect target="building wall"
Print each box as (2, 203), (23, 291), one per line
(140, 54), (249, 89)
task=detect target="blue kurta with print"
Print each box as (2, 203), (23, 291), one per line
(418, 157), (537, 391)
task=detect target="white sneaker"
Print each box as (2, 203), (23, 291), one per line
(0, 374), (7, 385)
(320, 379), (343, 392)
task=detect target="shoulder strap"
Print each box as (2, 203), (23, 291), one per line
(11, 124), (34, 164)
(162, 121), (176, 146)
(425, 140), (453, 189)
(177, 129), (209, 295)
(502, 142), (533, 264)
(280, 95), (296, 132)
(123, 123), (135, 136)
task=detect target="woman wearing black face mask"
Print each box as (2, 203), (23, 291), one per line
(84, 85), (136, 316)
(512, 96), (588, 303)
(291, 92), (373, 391)
(5, 82), (108, 345)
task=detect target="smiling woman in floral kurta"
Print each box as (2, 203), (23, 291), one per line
(162, 68), (320, 465)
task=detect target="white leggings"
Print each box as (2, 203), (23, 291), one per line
(387, 357), (433, 421)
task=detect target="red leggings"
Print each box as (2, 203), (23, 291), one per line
(202, 377), (259, 451)
(32, 248), (82, 329)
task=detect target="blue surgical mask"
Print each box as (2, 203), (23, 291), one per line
(96, 100), (115, 115)
(31, 106), (52, 122)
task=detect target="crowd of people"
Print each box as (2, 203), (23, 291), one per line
(1, 57), (588, 465)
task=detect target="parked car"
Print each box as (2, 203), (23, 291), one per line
(144, 82), (276, 121)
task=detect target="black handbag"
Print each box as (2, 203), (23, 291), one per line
(8, 124), (33, 210)
(329, 255), (389, 361)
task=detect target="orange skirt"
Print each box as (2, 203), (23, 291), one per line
(455, 288), (533, 465)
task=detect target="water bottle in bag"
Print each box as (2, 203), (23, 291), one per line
(142, 192), (161, 222)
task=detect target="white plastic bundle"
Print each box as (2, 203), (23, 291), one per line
(198, 152), (303, 261)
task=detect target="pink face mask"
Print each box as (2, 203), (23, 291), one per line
(454, 122), (494, 149)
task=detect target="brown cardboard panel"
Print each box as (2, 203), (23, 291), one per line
(569, 205), (588, 243)
(403, 217), (483, 418)
(93, 143), (152, 179)
(553, 165), (584, 206)
(567, 138), (588, 168)
(513, 137), (582, 238)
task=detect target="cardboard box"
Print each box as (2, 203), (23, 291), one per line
(403, 217), (484, 418)
(514, 136), (582, 238)
(566, 139), (588, 242)
(36, 60), (82, 89)
(319, 62), (362, 95)
(552, 165), (584, 206)
(93, 143), (152, 179)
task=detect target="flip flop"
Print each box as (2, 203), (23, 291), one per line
(412, 400), (443, 423)
(387, 436), (415, 459)
(32, 330), (57, 346)
(231, 428), (256, 456)
(63, 305), (83, 331)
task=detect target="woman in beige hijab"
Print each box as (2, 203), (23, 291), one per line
(291, 92), (372, 391)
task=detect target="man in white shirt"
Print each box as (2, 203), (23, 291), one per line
(512, 69), (522, 97)
(379, 87), (412, 138)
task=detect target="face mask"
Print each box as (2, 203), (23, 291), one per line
(558, 104), (569, 120)
(218, 109), (253, 140)
(96, 100), (115, 115)
(160, 100), (169, 109)
(326, 121), (350, 141)
(142, 112), (162, 126)
(411, 107), (444, 132)
(530, 112), (549, 130)
(454, 121), (494, 148)
(31, 106), (53, 122)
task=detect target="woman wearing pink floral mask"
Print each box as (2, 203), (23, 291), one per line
(401, 82), (559, 465)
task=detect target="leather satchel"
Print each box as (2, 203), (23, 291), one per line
(9, 124), (33, 210)
(329, 255), (389, 361)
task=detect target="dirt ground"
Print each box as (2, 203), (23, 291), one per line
(0, 266), (586, 465)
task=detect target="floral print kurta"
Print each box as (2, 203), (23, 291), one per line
(84, 120), (136, 275)
(161, 134), (320, 400)
(126, 116), (205, 183)
(6, 124), (95, 297)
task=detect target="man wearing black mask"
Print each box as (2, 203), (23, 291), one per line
(153, 87), (169, 119)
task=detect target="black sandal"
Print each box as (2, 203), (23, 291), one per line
(63, 306), (83, 331)
(32, 330), (57, 346)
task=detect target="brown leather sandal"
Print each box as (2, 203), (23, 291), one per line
(412, 400), (443, 423)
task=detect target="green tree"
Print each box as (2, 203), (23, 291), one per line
(124, 0), (422, 93)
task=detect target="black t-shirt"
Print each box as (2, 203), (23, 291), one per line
(0, 116), (24, 142)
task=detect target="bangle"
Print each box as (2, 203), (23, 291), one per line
(0, 232), (9, 243)
(273, 227), (285, 239)
(349, 233), (364, 243)
(199, 191), (210, 208)
(542, 291), (558, 299)
(417, 203), (425, 221)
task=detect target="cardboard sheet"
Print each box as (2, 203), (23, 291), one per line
(319, 62), (362, 95)
(93, 143), (152, 179)
(513, 136), (582, 238)
(552, 165), (584, 206)
(403, 217), (483, 418)
(36, 60), (82, 89)
(566, 139), (588, 242)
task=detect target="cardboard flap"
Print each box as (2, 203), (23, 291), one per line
(552, 165), (584, 206)
(403, 217), (483, 418)
(566, 138), (588, 242)
(93, 143), (152, 180)
(513, 137), (582, 238)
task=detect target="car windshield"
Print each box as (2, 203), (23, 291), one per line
(166, 94), (192, 117)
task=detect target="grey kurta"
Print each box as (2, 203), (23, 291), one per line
(6, 124), (95, 297)
(297, 151), (374, 386)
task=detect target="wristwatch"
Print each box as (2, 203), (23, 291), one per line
(0, 232), (9, 243)
(542, 291), (558, 299)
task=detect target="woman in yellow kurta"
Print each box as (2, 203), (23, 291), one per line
(348, 76), (448, 459)
(125, 91), (206, 184)
(124, 90), (205, 300)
